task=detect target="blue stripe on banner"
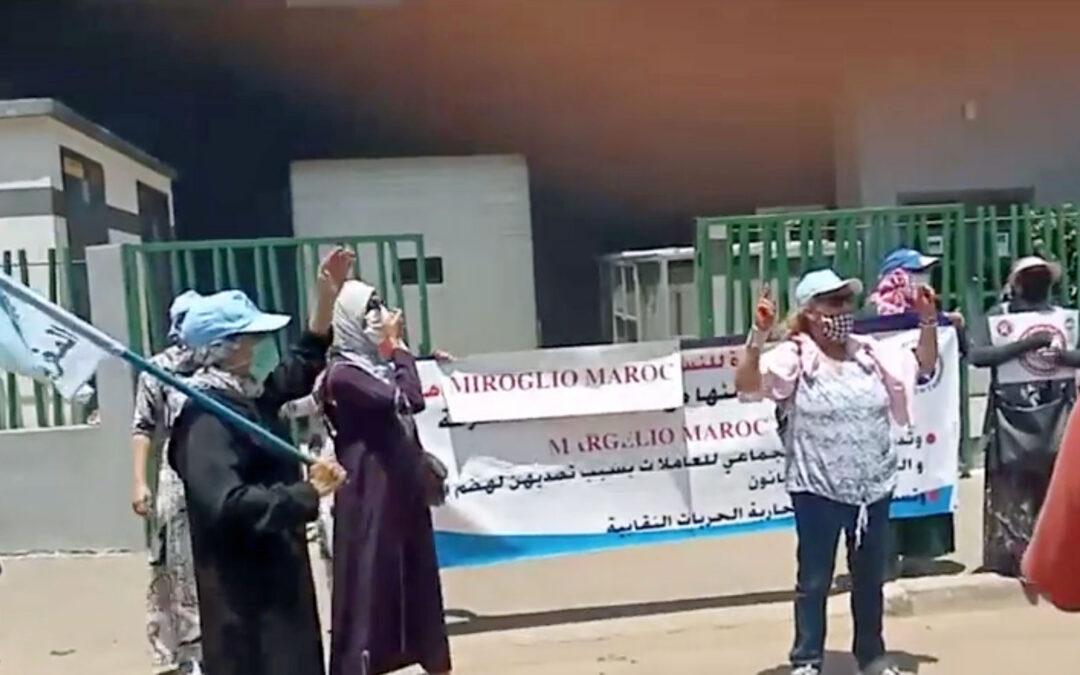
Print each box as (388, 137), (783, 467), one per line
(434, 485), (955, 568)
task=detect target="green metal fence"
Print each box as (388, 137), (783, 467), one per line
(120, 234), (433, 359)
(694, 205), (968, 337)
(695, 203), (1080, 336)
(0, 248), (89, 430)
(694, 202), (1080, 472)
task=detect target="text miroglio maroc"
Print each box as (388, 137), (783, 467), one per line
(446, 362), (677, 394)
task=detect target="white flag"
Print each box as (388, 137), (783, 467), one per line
(0, 273), (110, 399)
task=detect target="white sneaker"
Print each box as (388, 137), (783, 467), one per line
(791, 665), (821, 675)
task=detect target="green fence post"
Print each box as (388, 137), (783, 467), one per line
(375, 241), (389, 300)
(48, 249), (66, 424)
(225, 248), (240, 287)
(694, 219), (715, 338)
(737, 222), (752, 334)
(974, 207), (987, 313)
(183, 250), (196, 291)
(168, 250), (182, 297)
(212, 247), (225, 290)
(720, 222), (735, 336)
(253, 245), (268, 308)
(294, 245), (309, 323)
(1056, 205), (1069, 305)
(414, 235), (432, 354)
(18, 250), (48, 428)
(3, 251), (19, 429)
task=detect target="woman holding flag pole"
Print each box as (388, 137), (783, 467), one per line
(164, 248), (351, 675)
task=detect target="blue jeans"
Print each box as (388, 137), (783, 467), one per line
(789, 492), (891, 670)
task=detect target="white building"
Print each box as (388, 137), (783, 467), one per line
(290, 155), (537, 355)
(0, 98), (175, 300)
(0, 98), (175, 428)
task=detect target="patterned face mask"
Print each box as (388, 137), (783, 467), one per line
(819, 312), (854, 343)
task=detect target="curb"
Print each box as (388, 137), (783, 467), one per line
(461, 574), (1035, 648)
(883, 572), (1032, 618)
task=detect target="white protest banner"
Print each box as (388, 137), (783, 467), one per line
(437, 340), (683, 423)
(681, 343), (740, 406)
(988, 309), (1079, 384)
(879, 327), (961, 500)
(417, 323), (961, 568)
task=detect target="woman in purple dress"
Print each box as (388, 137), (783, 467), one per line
(319, 280), (452, 675)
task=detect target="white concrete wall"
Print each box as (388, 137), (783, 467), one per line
(0, 245), (142, 552)
(0, 117), (55, 189)
(290, 155), (538, 355)
(838, 51), (1080, 207)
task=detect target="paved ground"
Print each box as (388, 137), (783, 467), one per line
(1, 473), (1018, 675)
(451, 602), (1080, 674)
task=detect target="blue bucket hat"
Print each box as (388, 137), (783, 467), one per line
(794, 269), (863, 308)
(167, 290), (203, 343)
(180, 290), (291, 349)
(879, 248), (939, 277)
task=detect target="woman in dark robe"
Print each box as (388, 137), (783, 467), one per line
(320, 279), (452, 675)
(168, 249), (352, 675)
(970, 256), (1080, 576)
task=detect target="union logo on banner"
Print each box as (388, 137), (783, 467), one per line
(988, 309), (1079, 385)
(1018, 322), (1068, 377)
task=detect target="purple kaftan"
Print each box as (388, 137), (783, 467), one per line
(323, 350), (451, 675)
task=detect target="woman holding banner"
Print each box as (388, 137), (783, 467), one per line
(865, 248), (960, 579)
(969, 256), (1080, 577)
(318, 280), (452, 675)
(736, 268), (938, 675)
(131, 290), (204, 675)
(167, 249), (351, 675)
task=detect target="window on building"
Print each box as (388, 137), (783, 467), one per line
(397, 256), (444, 285)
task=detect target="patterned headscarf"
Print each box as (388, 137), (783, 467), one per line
(868, 268), (917, 316)
(186, 338), (265, 399)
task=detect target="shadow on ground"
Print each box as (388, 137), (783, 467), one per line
(755, 650), (939, 674)
(834, 559), (966, 590)
(447, 559), (968, 637)
(445, 587), (843, 636)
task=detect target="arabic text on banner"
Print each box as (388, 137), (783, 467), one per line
(436, 340), (683, 424)
(988, 309), (1079, 384)
(0, 274), (107, 399)
(418, 327), (960, 567)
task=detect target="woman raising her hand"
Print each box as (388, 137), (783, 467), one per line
(736, 268), (938, 675)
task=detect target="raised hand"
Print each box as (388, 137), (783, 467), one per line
(754, 286), (777, 333)
(316, 247), (355, 302)
(913, 284), (938, 322)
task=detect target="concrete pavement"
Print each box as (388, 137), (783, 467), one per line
(2, 473), (1029, 674)
(450, 602), (1080, 674)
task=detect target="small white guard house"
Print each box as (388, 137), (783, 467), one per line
(0, 98), (176, 318)
(599, 247), (698, 343)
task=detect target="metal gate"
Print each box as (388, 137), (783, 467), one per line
(694, 203), (1080, 337)
(120, 234), (433, 358)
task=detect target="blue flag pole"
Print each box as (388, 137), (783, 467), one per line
(0, 274), (313, 465)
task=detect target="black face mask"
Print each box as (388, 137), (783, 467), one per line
(1017, 271), (1052, 302)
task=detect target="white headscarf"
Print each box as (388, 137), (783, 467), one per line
(331, 280), (395, 384)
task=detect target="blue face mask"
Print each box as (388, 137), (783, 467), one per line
(249, 336), (281, 383)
